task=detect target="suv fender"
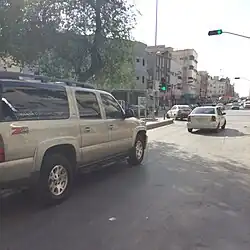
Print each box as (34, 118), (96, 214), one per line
(132, 126), (147, 147)
(32, 137), (80, 174)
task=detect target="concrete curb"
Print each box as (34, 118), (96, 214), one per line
(146, 119), (174, 130)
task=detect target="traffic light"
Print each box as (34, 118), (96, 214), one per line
(208, 29), (223, 36)
(159, 78), (167, 92)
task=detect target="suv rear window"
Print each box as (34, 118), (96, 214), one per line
(0, 81), (69, 121)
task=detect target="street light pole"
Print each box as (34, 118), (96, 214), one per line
(155, 0), (159, 46)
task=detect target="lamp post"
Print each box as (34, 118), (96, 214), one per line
(155, 0), (159, 46)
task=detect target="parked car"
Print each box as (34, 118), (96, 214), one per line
(166, 105), (192, 120)
(0, 72), (148, 204)
(243, 101), (250, 109)
(231, 102), (240, 110)
(187, 106), (226, 133)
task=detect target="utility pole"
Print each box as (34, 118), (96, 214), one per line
(155, 0), (158, 46)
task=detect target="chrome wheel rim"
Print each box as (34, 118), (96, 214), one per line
(135, 140), (143, 160)
(48, 165), (68, 196)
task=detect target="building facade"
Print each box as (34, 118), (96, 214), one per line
(133, 41), (149, 90)
(169, 59), (182, 103)
(171, 48), (198, 103)
(207, 76), (234, 100)
(198, 71), (209, 100)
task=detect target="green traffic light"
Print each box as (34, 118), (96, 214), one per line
(161, 86), (166, 91)
(208, 29), (223, 36)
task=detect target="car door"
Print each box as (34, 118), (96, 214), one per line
(100, 93), (133, 155)
(75, 90), (110, 164)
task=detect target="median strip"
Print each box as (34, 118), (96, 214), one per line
(146, 119), (174, 130)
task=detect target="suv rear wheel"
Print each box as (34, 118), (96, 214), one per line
(128, 135), (145, 166)
(37, 154), (73, 205)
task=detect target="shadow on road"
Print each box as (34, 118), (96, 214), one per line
(192, 128), (249, 137)
(1, 141), (250, 250)
(0, 161), (147, 219)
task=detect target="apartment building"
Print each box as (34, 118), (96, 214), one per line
(146, 45), (171, 87)
(198, 71), (209, 99)
(133, 41), (149, 90)
(171, 48), (198, 103)
(169, 59), (182, 102)
(207, 76), (232, 98)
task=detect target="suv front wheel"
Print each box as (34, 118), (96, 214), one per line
(128, 135), (145, 166)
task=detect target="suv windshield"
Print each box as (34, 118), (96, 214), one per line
(192, 107), (215, 114)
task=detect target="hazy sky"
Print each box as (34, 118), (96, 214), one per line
(130, 0), (250, 97)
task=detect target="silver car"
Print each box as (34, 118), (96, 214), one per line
(167, 105), (192, 120)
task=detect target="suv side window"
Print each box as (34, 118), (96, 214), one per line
(75, 91), (101, 119)
(100, 93), (124, 119)
(1, 81), (69, 121)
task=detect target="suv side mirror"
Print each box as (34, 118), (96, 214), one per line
(124, 108), (135, 118)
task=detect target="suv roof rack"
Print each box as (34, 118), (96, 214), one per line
(0, 71), (96, 89)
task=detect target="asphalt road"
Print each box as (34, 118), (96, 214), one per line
(1, 110), (250, 250)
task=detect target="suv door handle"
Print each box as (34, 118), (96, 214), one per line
(84, 127), (91, 132)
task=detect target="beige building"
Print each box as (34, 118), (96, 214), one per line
(171, 48), (198, 102)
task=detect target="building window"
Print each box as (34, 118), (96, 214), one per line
(142, 59), (145, 66)
(189, 55), (195, 60)
(136, 76), (140, 80)
(142, 76), (145, 83)
(136, 58), (140, 63)
(189, 65), (194, 70)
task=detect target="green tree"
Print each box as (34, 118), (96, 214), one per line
(1, 0), (137, 88)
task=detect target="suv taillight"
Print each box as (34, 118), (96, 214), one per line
(0, 135), (5, 162)
(211, 116), (216, 122)
(187, 116), (191, 122)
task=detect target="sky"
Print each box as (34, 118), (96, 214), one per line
(129, 0), (250, 97)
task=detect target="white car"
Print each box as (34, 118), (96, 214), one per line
(243, 101), (250, 109)
(187, 106), (226, 133)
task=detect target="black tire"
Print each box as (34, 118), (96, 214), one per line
(188, 128), (193, 133)
(37, 154), (73, 205)
(221, 120), (226, 129)
(166, 114), (170, 119)
(128, 135), (145, 166)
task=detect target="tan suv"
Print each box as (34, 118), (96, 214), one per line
(0, 73), (147, 204)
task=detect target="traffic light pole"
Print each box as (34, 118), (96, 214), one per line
(208, 29), (250, 40)
(223, 31), (250, 40)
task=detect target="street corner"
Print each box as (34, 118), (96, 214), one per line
(146, 118), (174, 130)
